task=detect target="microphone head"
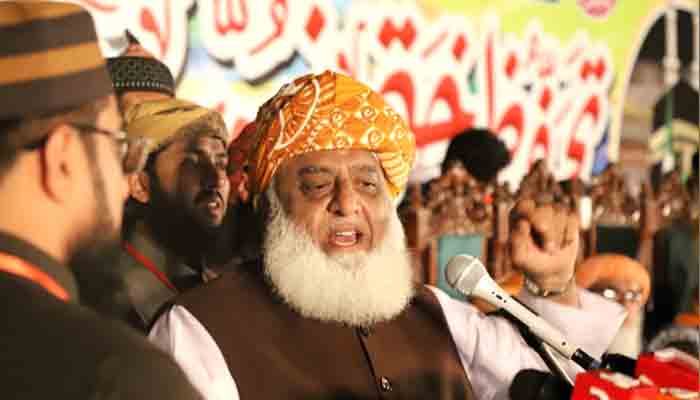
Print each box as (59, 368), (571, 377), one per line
(445, 254), (488, 296)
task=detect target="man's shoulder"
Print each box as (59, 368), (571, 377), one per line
(1, 274), (202, 399)
(412, 285), (448, 315)
(176, 262), (260, 305)
(3, 271), (156, 354)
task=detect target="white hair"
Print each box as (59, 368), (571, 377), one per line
(262, 185), (415, 327)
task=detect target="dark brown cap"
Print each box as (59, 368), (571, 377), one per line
(106, 56), (175, 97)
(0, 1), (113, 120)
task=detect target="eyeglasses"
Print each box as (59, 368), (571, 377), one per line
(23, 123), (150, 175)
(593, 287), (644, 305)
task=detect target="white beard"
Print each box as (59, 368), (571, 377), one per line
(262, 187), (415, 327)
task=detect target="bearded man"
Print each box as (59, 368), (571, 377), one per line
(150, 71), (624, 400)
(79, 98), (232, 332)
(0, 2), (202, 398)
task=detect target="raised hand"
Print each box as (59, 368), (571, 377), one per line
(510, 199), (579, 303)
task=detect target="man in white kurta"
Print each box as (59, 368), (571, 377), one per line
(149, 70), (625, 400)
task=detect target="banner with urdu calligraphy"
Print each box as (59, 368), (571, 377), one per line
(72, 0), (674, 188)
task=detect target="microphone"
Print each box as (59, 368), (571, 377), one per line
(600, 353), (637, 376)
(446, 254), (601, 370)
(508, 369), (572, 400)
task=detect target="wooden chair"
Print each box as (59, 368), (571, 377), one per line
(645, 168), (698, 336)
(517, 159), (566, 205)
(489, 181), (516, 283)
(656, 169), (692, 229)
(587, 164), (657, 273)
(401, 162), (499, 299)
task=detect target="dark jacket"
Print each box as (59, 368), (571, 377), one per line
(79, 230), (205, 333)
(177, 262), (474, 400)
(0, 232), (202, 399)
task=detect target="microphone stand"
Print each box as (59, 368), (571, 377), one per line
(541, 343), (574, 386)
(490, 305), (574, 386)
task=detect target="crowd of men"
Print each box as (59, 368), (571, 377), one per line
(2, 3), (642, 400)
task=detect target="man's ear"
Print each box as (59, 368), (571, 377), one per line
(128, 171), (150, 204)
(41, 124), (78, 203)
(238, 172), (250, 203)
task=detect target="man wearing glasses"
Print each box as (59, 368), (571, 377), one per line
(0, 2), (202, 398)
(576, 254), (651, 358)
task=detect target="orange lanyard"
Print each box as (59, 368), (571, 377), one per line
(0, 252), (69, 301)
(124, 242), (177, 292)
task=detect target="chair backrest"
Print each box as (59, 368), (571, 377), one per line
(588, 163), (659, 274)
(517, 159), (566, 204)
(595, 225), (639, 258)
(436, 234), (486, 298)
(489, 182), (516, 283)
(589, 163), (640, 256)
(590, 164), (641, 227)
(656, 169), (692, 229)
(400, 163), (495, 297)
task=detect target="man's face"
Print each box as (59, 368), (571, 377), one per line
(70, 96), (129, 277)
(263, 160), (414, 326)
(150, 134), (230, 229)
(84, 96), (129, 236)
(274, 149), (393, 257)
(589, 279), (645, 321)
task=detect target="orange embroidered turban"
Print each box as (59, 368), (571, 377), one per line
(227, 121), (258, 203)
(249, 70), (415, 198)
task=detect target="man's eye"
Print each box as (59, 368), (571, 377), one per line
(359, 180), (377, 192)
(216, 157), (228, 169)
(302, 182), (331, 194)
(185, 154), (199, 164)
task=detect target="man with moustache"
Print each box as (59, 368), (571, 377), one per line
(81, 98), (231, 332)
(150, 71), (624, 400)
(0, 2), (202, 398)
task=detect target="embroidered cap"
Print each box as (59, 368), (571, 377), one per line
(124, 98), (230, 155)
(106, 56), (175, 97)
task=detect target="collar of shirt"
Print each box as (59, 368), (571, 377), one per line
(128, 229), (202, 291)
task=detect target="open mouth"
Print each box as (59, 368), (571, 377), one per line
(329, 228), (364, 248)
(197, 191), (224, 215)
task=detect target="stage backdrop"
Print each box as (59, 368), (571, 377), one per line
(71, 0), (677, 188)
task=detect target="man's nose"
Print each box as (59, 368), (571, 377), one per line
(201, 162), (227, 190)
(328, 181), (360, 216)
